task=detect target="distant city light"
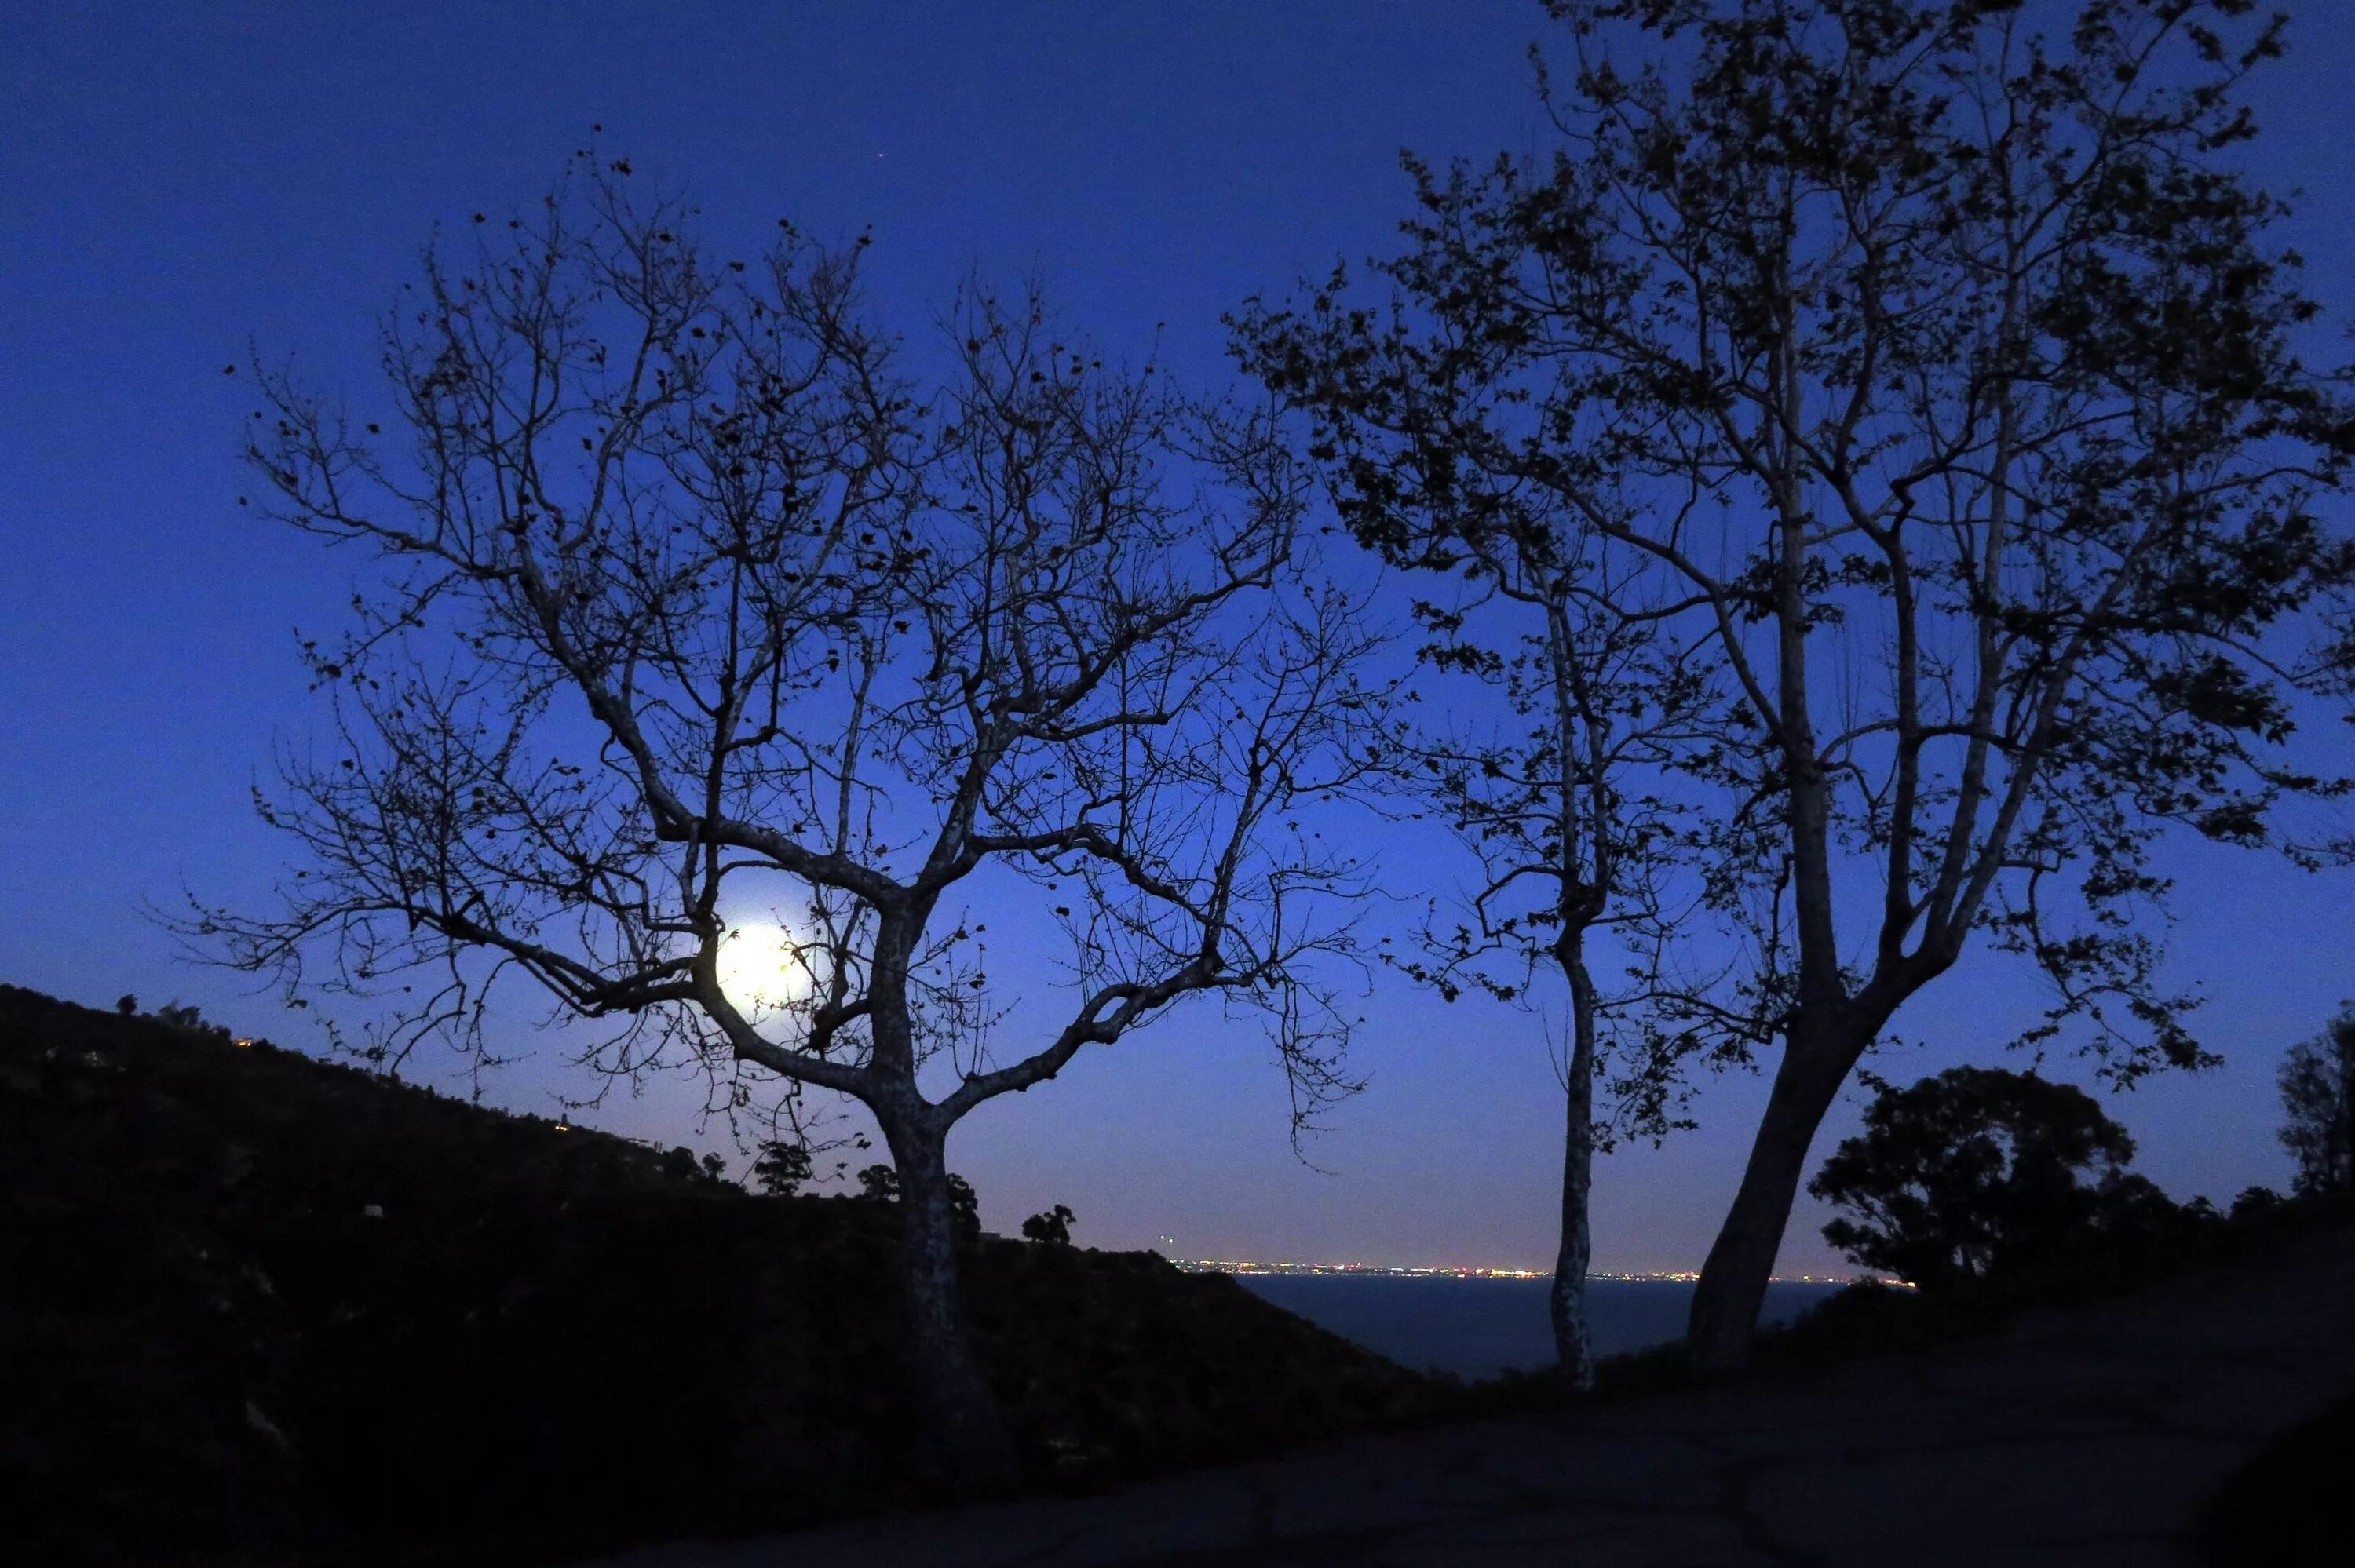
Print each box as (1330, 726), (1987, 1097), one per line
(1167, 1257), (1890, 1285)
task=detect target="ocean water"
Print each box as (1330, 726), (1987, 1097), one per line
(1234, 1274), (1847, 1380)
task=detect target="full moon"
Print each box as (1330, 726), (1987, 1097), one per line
(716, 923), (805, 1013)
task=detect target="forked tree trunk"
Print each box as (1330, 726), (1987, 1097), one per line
(878, 1112), (1015, 1493)
(1684, 1027), (1858, 1371)
(1550, 929), (1599, 1392)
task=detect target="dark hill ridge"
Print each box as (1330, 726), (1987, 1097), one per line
(0, 985), (1435, 1566)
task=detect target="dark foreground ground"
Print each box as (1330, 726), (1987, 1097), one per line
(0, 986), (1432, 1566)
(9, 982), (2348, 1565)
(589, 1224), (2355, 1566)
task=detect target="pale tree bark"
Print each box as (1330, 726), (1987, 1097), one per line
(1233, 399), (1712, 1390)
(1549, 928), (1600, 1388)
(190, 161), (1382, 1490)
(1685, 1009), (1875, 1366)
(1249, 0), (2355, 1375)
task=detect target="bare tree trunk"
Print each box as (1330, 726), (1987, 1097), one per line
(1682, 434), (1857, 1375)
(877, 1110), (1015, 1494)
(1685, 1027), (1856, 1371)
(1550, 928), (1599, 1391)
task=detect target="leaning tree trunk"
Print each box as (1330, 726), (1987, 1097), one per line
(1684, 1027), (1857, 1372)
(877, 1110), (1015, 1493)
(1550, 928), (1600, 1392)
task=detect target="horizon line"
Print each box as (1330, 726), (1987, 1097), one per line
(1167, 1257), (1882, 1285)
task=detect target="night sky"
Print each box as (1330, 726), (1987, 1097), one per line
(5, 1), (2352, 1277)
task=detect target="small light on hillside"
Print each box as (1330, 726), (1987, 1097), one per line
(233, 1037), (256, 1049)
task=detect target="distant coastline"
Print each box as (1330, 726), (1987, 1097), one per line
(1170, 1257), (1873, 1285)
(1221, 1271), (1859, 1378)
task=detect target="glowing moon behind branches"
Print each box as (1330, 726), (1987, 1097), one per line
(715, 923), (807, 1015)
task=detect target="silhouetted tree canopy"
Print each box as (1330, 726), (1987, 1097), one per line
(2279, 1006), (2355, 1195)
(752, 1137), (814, 1197)
(853, 1164), (979, 1240)
(195, 153), (1384, 1485)
(1239, 199), (1719, 1390)
(1021, 1203), (1075, 1245)
(1242, 0), (2355, 1369)
(1810, 1066), (2158, 1289)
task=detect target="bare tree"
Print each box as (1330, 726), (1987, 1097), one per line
(192, 162), (1377, 1486)
(1235, 287), (1718, 1387)
(1247, 0), (2355, 1369)
(1386, 550), (1718, 1393)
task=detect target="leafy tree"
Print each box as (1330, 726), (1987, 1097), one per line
(752, 1138), (815, 1197)
(1810, 1067), (2142, 1289)
(1021, 1203), (1075, 1245)
(193, 159), (1378, 1486)
(2230, 1184), (2284, 1220)
(1248, 0), (2355, 1367)
(947, 1173), (980, 1244)
(856, 1164), (980, 1242)
(1234, 319), (1717, 1391)
(153, 1001), (230, 1041)
(2279, 1005), (2355, 1194)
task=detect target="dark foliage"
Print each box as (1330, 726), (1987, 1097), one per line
(655, 1143), (732, 1186)
(1568, 1182), (2354, 1408)
(0, 986), (1434, 1566)
(951, 1174), (980, 1242)
(1809, 1067), (2164, 1289)
(1023, 1204), (1076, 1246)
(1239, 0), (2355, 1369)
(851, 1163), (980, 1241)
(2278, 1005), (2355, 1195)
(751, 1138), (814, 1197)
(1762, 1184), (2352, 1373)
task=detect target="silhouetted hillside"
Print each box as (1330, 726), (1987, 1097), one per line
(0, 986), (1433, 1565)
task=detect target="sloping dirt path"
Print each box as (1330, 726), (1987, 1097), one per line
(594, 1231), (2354, 1566)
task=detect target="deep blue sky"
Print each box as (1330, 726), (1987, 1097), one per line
(5, 2), (2351, 1275)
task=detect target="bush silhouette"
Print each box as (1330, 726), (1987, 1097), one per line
(753, 1140), (813, 1196)
(1, 985), (1435, 1562)
(856, 1163), (980, 1242)
(1811, 1067), (2157, 1289)
(2280, 1006), (2355, 1195)
(947, 1174), (983, 1242)
(1023, 1204), (1075, 1246)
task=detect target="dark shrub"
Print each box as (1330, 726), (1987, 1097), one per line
(1812, 1067), (2158, 1289)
